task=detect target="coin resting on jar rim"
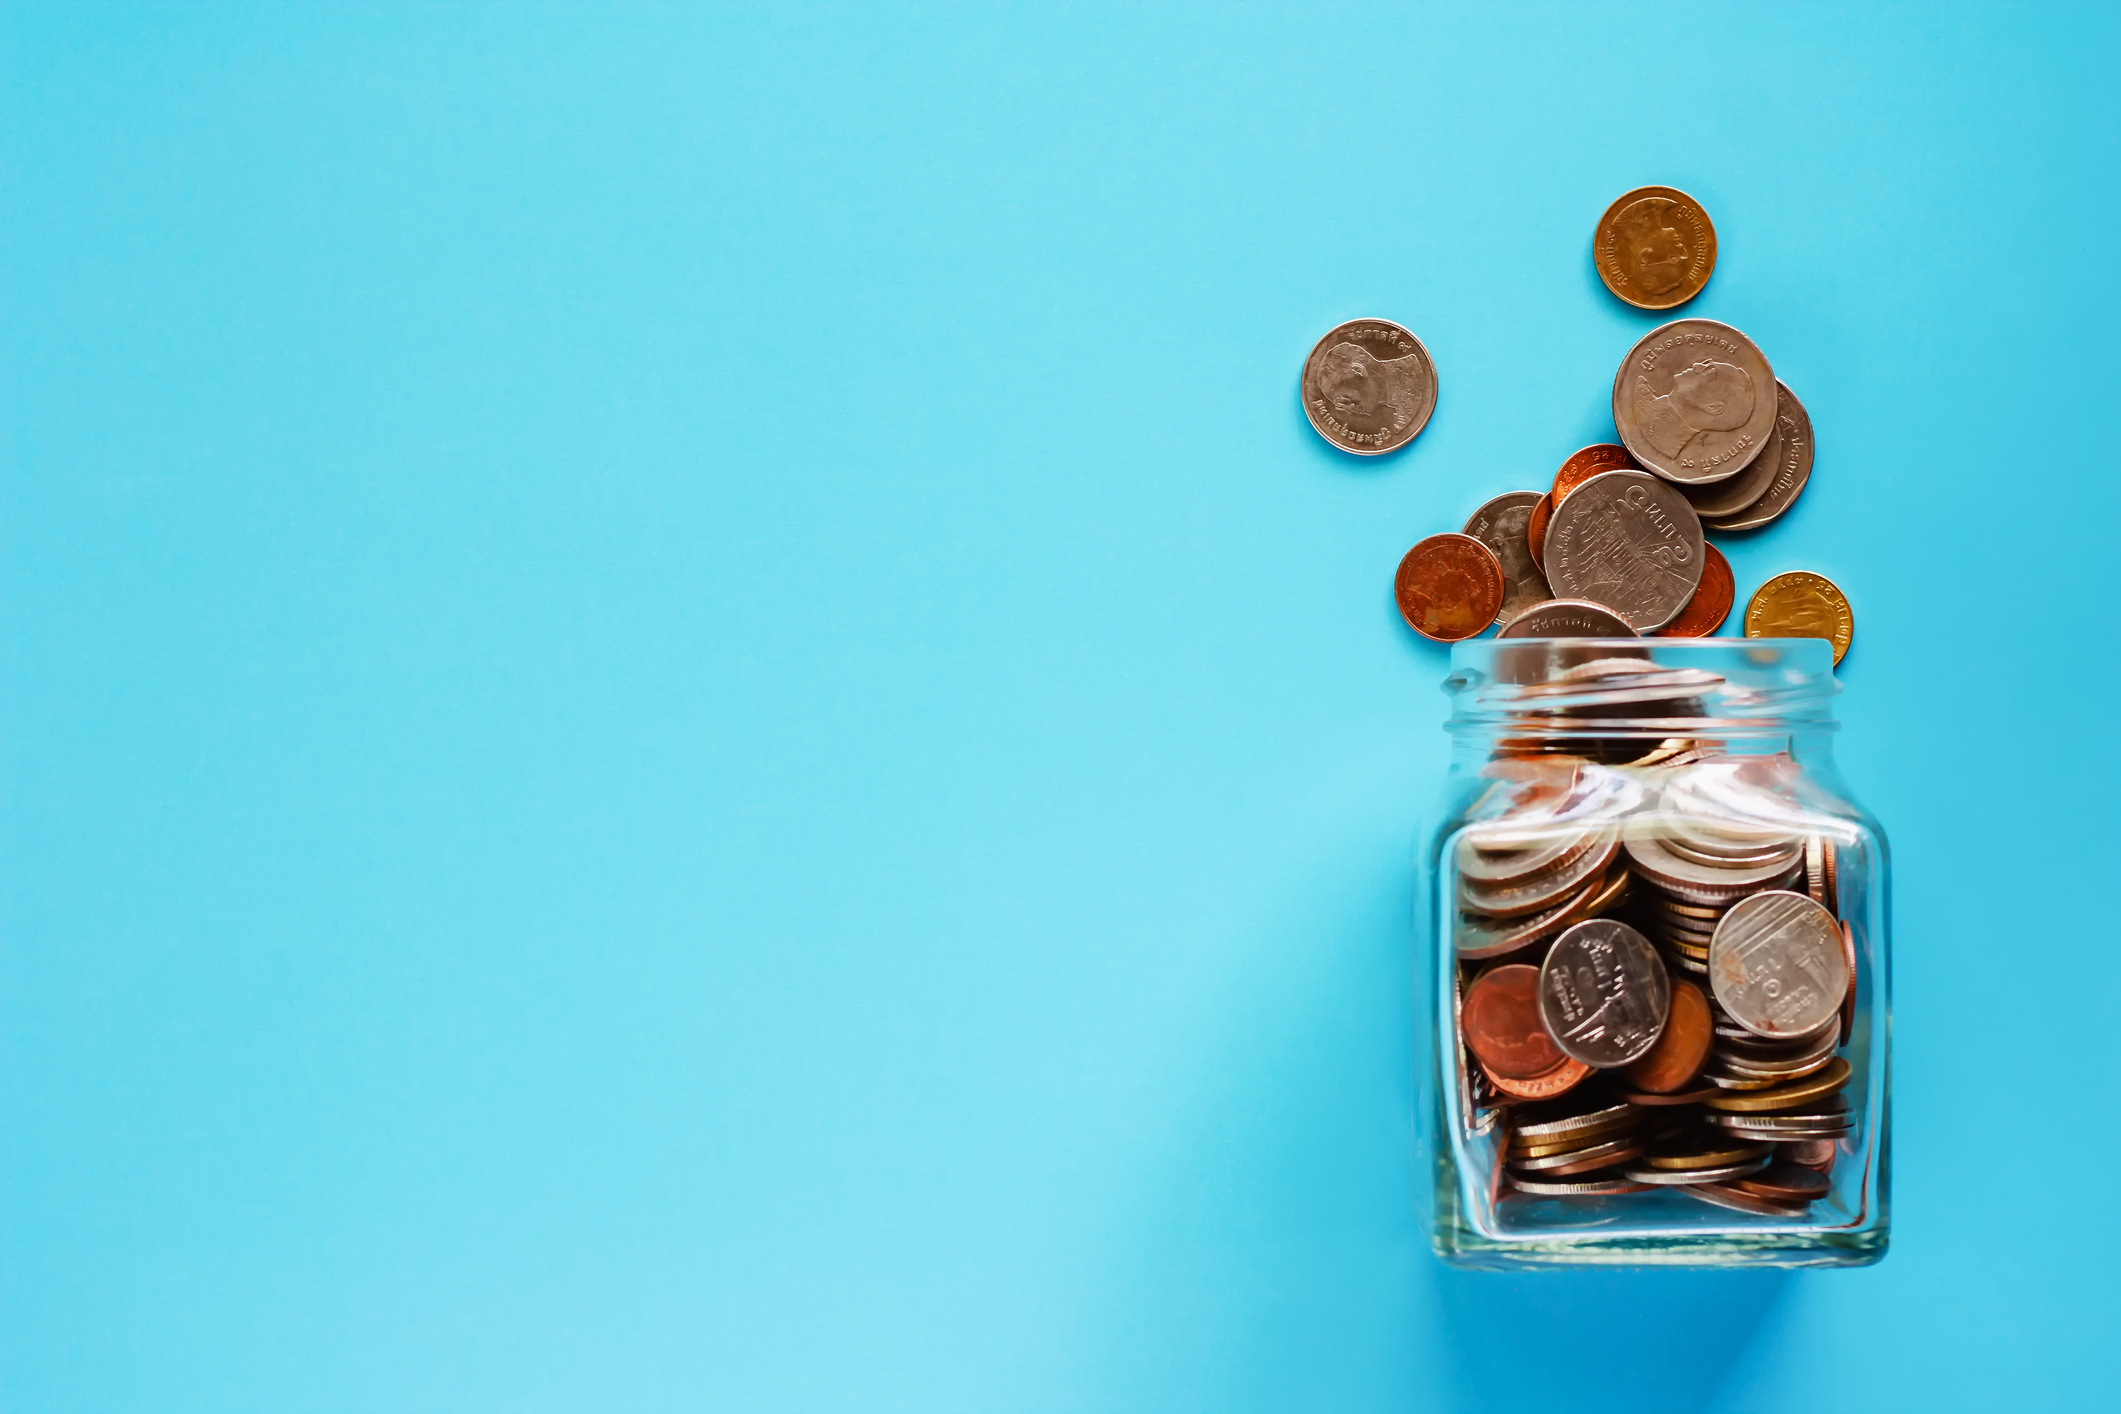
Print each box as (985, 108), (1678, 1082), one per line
(1300, 319), (1438, 455)
(1594, 186), (1717, 310)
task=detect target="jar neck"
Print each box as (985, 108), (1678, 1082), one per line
(1443, 637), (1840, 761)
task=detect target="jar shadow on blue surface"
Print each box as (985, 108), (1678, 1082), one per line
(1418, 638), (1888, 1271)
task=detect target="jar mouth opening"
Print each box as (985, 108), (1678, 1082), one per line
(1444, 636), (1839, 740)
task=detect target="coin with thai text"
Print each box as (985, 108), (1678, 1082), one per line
(1594, 186), (1716, 310)
(1395, 533), (1503, 642)
(1538, 918), (1671, 1067)
(1655, 543), (1734, 638)
(1543, 470), (1706, 631)
(1463, 492), (1553, 626)
(1686, 381), (1811, 520)
(1552, 444), (1637, 503)
(1301, 319), (1438, 455)
(1745, 571), (1853, 665)
(1495, 598), (1639, 639)
(1710, 892), (1849, 1040)
(1612, 320), (1776, 485)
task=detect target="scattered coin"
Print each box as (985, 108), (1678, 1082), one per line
(1745, 570), (1853, 664)
(1463, 492), (1554, 626)
(1611, 319), (1777, 485)
(1524, 493), (1554, 568)
(1300, 319), (1438, 455)
(1593, 186), (1717, 310)
(1655, 543), (1734, 638)
(1395, 533), (1504, 641)
(1494, 599), (1639, 639)
(1543, 470), (1706, 630)
(1552, 444), (1638, 503)
(1687, 381), (1813, 522)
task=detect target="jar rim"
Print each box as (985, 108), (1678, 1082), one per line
(1443, 636), (1839, 740)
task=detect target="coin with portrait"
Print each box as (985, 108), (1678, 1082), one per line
(1300, 319), (1438, 455)
(1594, 186), (1716, 310)
(1612, 319), (1777, 485)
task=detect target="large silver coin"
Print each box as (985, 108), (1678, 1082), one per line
(1494, 598), (1638, 638)
(1682, 382), (1810, 518)
(1299, 319), (1438, 455)
(1463, 492), (1552, 625)
(1542, 470), (1706, 631)
(1709, 890), (1850, 1039)
(1612, 319), (1777, 485)
(1706, 381), (1817, 532)
(1538, 919), (1671, 1067)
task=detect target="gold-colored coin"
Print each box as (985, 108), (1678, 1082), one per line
(1593, 186), (1717, 310)
(1704, 1057), (1851, 1112)
(1744, 571), (1853, 665)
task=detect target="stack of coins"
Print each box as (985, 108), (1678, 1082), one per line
(1448, 663), (1861, 1219)
(1301, 186), (1854, 664)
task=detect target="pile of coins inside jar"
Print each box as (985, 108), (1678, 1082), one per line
(1449, 658), (1858, 1217)
(1297, 185), (1855, 665)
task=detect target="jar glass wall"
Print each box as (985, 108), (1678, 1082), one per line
(1419, 637), (1888, 1269)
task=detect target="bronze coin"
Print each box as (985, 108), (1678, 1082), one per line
(1684, 1181), (1808, 1219)
(1623, 977), (1712, 1092)
(1643, 1135), (1771, 1171)
(1734, 1158), (1832, 1203)
(1481, 1055), (1591, 1100)
(1593, 186), (1717, 310)
(1521, 1143), (1646, 1178)
(1654, 543), (1734, 638)
(1395, 533), (1505, 642)
(1463, 965), (1566, 1079)
(1619, 1083), (1719, 1106)
(1744, 570), (1853, 665)
(1525, 493), (1554, 569)
(1552, 443), (1637, 504)
(1781, 1138), (1839, 1171)
(1511, 1135), (1643, 1173)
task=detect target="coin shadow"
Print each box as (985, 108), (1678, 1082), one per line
(1427, 1260), (1793, 1414)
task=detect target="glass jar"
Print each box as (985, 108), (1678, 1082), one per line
(1419, 636), (1888, 1269)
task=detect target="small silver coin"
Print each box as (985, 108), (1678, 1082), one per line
(1511, 1101), (1639, 1140)
(1457, 830), (1620, 919)
(1706, 381), (1816, 531)
(1681, 381), (1810, 517)
(1611, 319), (1778, 485)
(1494, 598), (1640, 639)
(1542, 471), (1706, 631)
(1299, 319), (1438, 455)
(1538, 918), (1671, 1067)
(1709, 890), (1850, 1039)
(1464, 492), (1554, 626)
(1504, 1173), (1646, 1197)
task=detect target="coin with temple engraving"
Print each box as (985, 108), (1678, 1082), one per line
(1709, 892), (1850, 1040)
(1301, 319), (1438, 455)
(1543, 471), (1705, 631)
(1463, 492), (1554, 626)
(1594, 186), (1717, 310)
(1612, 319), (1777, 485)
(1537, 919), (1671, 1067)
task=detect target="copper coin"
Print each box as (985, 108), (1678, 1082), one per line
(1481, 1055), (1591, 1100)
(1552, 443), (1637, 503)
(1524, 493), (1554, 570)
(1463, 965), (1566, 1079)
(1684, 1182), (1808, 1219)
(1744, 570), (1853, 665)
(1395, 533), (1505, 642)
(1594, 186), (1717, 310)
(1511, 1135), (1643, 1173)
(1619, 1083), (1719, 1107)
(1781, 1138), (1839, 1171)
(1734, 1158), (1832, 1203)
(1839, 919), (1858, 1047)
(1654, 543), (1734, 638)
(1621, 977), (1712, 1093)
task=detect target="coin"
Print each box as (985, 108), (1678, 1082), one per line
(1453, 876), (1601, 960)
(1538, 919), (1670, 1067)
(1543, 471), (1706, 630)
(1612, 320), (1777, 485)
(1593, 186), (1717, 310)
(1552, 444), (1638, 503)
(1705, 1056), (1851, 1112)
(1782, 1138), (1840, 1171)
(1300, 319), (1438, 455)
(1621, 1153), (1771, 1186)
(1511, 1100), (1638, 1140)
(1463, 492), (1554, 626)
(1621, 977), (1712, 1092)
(1505, 1174), (1648, 1197)
(1735, 1159), (1832, 1202)
(1458, 830), (1619, 918)
(1395, 533), (1505, 642)
(1525, 493), (1554, 568)
(1463, 965), (1567, 1079)
(1511, 1135), (1645, 1173)
(1707, 383), (1816, 532)
(1643, 1136), (1771, 1170)
(1495, 599), (1639, 639)
(1654, 543), (1734, 638)
(1683, 1182), (1809, 1219)
(1482, 1055), (1592, 1100)
(1619, 1083), (1720, 1106)
(1838, 919), (1857, 1046)
(1745, 571), (1853, 665)
(1709, 891), (1849, 1039)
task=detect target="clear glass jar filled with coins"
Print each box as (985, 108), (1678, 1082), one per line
(1418, 635), (1886, 1268)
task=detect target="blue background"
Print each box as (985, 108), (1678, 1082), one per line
(4, 4), (2116, 1410)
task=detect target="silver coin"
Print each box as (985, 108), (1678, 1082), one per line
(1542, 471), (1706, 631)
(1709, 890), (1850, 1039)
(1620, 1153), (1772, 1185)
(1537, 918), (1670, 1067)
(1510, 1135), (1644, 1172)
(1457, 825), (1594, 884)
(1624, 829), (1802, 891)
(1457, 830), (1620, 918)
(1679, 381), (1806, 517)
(1512, 1101), (1638, 1140)
(1504, 1174), (1645, 1196)
(1706, 381), (1815, 531)
(1299, 319), (1437, 455)
(1493, 598), (1639, 639)
(1611, 319), (1778, 485)
(1463, 492), (1553, 626)
(1683, 1182), (1810, 1219)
